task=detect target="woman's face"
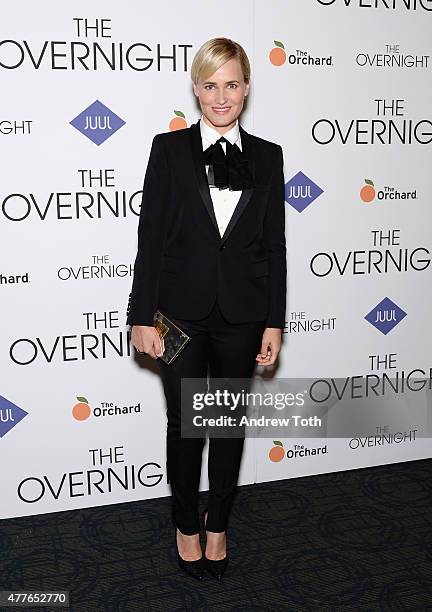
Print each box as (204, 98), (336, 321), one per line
(193, 57), (249, 134)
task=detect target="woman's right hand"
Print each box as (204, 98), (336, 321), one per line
(131, 325), (164, 359)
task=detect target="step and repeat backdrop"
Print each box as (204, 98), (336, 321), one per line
(1, 1), (431, 518)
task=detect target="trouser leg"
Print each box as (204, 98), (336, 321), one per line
(206, 300), (266, 532)
(158, 322), (208, 535)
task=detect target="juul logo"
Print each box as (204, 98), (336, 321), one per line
(0, 395), (28, 438)
(365, 298), (407, 335)
(374, 310), (397, 324)
(285, 171), (324, 213)
(288, 185), (312, 199)
(70, 100), (126, 145)
(84, 115), (113, 131)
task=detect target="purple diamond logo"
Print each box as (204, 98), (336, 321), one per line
(70, 100), (126, 145)
(365, 297), (407, 335)
(285, 171), (323, 212)
(0, 395), (28, 438)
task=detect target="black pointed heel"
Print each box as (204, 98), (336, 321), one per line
(204, 553), (229, 580)
(201, 509), (229, 580)
(175, 528), (204, 581)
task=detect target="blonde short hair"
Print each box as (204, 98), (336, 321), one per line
(191, 37), (251, 85)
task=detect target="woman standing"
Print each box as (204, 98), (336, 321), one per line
(127, 37), (286, 580)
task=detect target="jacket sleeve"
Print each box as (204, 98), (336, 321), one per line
(126, 134), (172, 326)
(262, 144), (287, 329)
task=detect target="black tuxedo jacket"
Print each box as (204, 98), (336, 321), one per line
(126, 118), (286, 329)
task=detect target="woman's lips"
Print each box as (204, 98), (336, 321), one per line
(212, 107), (231, 114)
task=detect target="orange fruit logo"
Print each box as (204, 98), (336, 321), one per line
(269, 41), (286, 66)
(169, 110), (187, 131)
(268, 440), (285, 462)
(360, 179), (376, 203)
(72, 396), (91, 421)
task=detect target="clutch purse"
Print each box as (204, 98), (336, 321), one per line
(153, 309), (191, 365)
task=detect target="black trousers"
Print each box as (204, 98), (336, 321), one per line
(157, 296), (266, 535)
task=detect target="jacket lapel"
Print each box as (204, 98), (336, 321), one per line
(190, 119), (219, 237)
(189, 119), (255, 245)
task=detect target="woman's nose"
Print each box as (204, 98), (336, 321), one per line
(215, 90), (227, 104)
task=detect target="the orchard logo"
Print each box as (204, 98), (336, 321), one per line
(72, 396), (91, 421)
(268, 440), (328, 461)
(269, 40), (332, 67)
(169, 110), (187, 131)
(360, 178), (417, 203)
(360, 179), (376, 202)
(285, 172), (324, 212)
(72, 395), (142, 420)
(365, 297), (407, 335)
(269, 440), (285, 462)
(0, 394), (28, 438)
(70, 100), (125, 145)
(269, 41), (286, 66)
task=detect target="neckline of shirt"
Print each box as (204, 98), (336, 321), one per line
(199, 115), (242, 151)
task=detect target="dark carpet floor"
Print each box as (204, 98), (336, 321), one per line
(1, 458), (431, 612)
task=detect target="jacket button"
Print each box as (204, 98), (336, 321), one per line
(220, 245), (226, 250)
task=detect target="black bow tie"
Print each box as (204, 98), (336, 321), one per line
(203, 136), (254, 191)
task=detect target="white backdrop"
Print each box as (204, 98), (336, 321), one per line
(1, 0), (431, 519)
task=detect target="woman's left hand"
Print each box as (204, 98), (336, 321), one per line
(256, 328), (282, 366)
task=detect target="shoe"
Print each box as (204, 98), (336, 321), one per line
(204, 553), (229, 580)
(201, 509), (229, 580)
(175, 528), (204, 581)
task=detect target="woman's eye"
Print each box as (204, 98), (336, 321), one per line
(204, 84), (238, 90)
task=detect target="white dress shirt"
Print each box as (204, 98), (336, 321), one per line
(199, 115), (242, 237)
